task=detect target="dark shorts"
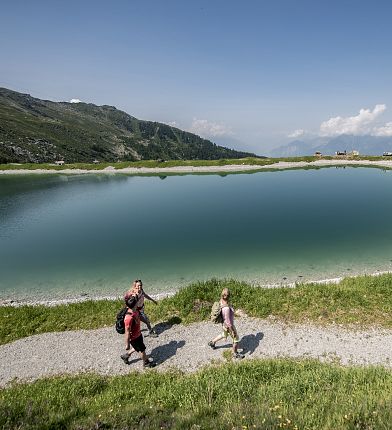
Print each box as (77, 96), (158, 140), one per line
(130, 335), (146, 353)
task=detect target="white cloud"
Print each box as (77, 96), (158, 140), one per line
(189, 118), (233, 138)
(166, 121), (178, 127)
(70, 98), (81, 103)
(319, 104), (386, 136)
(288, 129), (305, 138)
(373, 122), (392, 137)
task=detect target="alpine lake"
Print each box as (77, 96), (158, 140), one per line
(1, 166), (392, 302)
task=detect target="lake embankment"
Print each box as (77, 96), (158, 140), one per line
(2, 158), (392, 175)
(1, 270), (391, 308)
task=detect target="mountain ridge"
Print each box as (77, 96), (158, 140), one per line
(0, 87), (259, 163)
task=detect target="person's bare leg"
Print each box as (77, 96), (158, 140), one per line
(208, 333), (225, 349)
(140, 312), (158, 336)
(140, 313), (152, 331)
(121, 348), (135, 364)
(140, 351), (156, 367)
(212, 334), (225, 344)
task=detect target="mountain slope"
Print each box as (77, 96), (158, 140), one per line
(0, 88), (258, 163)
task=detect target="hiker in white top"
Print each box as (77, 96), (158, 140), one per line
(133, 279), (158, 337)
(208, 288), (244, 359)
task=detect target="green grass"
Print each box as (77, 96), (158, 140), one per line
(1, 359), (392, 429)
(1, 274), (392, 346)
(0, 299), (123, 345)
(150, 274), (392, 327)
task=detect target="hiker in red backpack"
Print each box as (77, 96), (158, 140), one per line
(120, 293), (156, 368)
(208, 288), (244, 359)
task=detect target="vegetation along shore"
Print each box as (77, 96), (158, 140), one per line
(2, 156), (392, 175)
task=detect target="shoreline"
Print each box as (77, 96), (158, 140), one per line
(2, 270), (391, 308)
(1, 159), (392, 175)
(0, 290), (177, 308)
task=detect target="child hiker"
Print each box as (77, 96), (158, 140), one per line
(120, 293), (156, 368)
(208, 288), (244, 359)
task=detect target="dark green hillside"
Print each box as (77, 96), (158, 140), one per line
(0, 87), (258, 163)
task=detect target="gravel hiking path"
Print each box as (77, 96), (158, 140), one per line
(1, 317), (392, 387)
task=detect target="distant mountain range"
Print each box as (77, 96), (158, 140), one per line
(0, 87), (258, 163)
(269, 135), (392, 157)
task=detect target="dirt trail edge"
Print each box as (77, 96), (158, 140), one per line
(1, 317), (392, 387)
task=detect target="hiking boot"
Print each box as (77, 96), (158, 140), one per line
(233, 352), (245, 360)
(120, 353), (130, 364)
(143, 360), (156, 368)
(149, 329), (158, 338)
(208, 341), (216, 350)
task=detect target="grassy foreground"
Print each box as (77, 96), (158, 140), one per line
(1, 275), (392, 429)
(1, 274), (392, 345)
(1, 359), (392, 429)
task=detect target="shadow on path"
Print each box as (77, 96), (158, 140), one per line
(213, 343), (232, 350)
(126, 357), (142, 366)
(151, 340), (186, 365)
(152, 319), (180, 335)
(141, 317), (182, 336)
(241, 332), (264, 355)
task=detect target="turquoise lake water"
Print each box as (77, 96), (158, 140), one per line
(1, 167), (392, 301)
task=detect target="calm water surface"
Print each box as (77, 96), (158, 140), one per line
(1, 167), (392, 300)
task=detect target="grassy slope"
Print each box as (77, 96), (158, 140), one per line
(1, 274), (392, 346)
(1, 359), (391, 429)
(0, 88), (256, 163)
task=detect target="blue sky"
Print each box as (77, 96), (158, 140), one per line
(1, 0), (392, 154)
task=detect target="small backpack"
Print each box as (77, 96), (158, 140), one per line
(210, 301), (223, 324)
(115, 307), (130, 334)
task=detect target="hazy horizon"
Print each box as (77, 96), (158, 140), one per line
(2, 0), (392, 154)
